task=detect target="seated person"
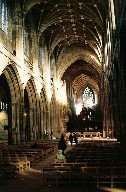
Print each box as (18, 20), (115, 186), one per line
(54, 150), (66, 163)
(65, 149), (76, 163)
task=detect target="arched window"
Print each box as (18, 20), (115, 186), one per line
(0, 0), (8, 34)
(83, 86), (95, 108)
(23, 29), (27, 55)
(38, 35), (45, 68)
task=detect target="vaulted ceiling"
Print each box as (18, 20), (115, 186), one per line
(19, 0), (109, 98)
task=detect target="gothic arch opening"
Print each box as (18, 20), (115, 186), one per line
(0, 74), (11, 144)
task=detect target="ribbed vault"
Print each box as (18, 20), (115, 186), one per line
(18, 0), (108, 102)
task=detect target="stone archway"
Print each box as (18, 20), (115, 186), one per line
(0, 74), (11, 143)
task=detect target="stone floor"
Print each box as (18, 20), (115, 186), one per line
(0, 139), (126, 192)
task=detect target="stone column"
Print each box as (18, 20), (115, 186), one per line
(11, 103), (16, 144)
(19, 102), (25, 143)
(29, 105), (38, 141)
(15, 102), (20, 144)
(40, 108), (44, 139)
(30, 108), (34, 140)
(43, 110), (47, 138)
(55, 103), (61, 138)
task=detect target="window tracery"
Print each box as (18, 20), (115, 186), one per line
(83, 86), (95, 108)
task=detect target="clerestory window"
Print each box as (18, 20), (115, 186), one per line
(23, 29), (27, 55)
(0, 0), (8, 34)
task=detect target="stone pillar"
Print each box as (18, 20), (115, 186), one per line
(38, 110), (42, 140)
(46, 110), (49, 137)
(15, 102), (20, 144)
(41, 110), (44, 139)
(10, 102), (19, 144)
(10, 103), (16, 144)
(30, 105), (39, 141)
(46, 103), (51, 137)
(30, 107), (34, 141)
(55, 103), (62, 138)
(43, 110), (47, 138)
(19, 103), (25, 143)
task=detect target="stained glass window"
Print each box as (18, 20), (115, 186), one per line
(83, 86), (95, 108)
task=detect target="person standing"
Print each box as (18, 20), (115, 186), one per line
(50, 129), (53, 139)
(73, 132), (78, 144)
(58, 133), (67, 155)
(55, 150), (66, 162)
(69, 133), (74, 146)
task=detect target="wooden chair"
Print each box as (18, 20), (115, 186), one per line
(18, 155), (30, 169)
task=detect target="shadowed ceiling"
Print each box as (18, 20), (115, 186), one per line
(17, 0), (108, 97)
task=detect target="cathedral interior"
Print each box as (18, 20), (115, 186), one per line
(0, 0), (126, 191)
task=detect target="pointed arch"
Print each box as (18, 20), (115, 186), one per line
(3, 64), (22, 103)
(83, 84), (96, 108)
